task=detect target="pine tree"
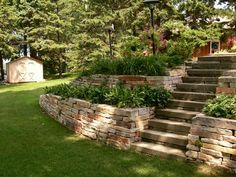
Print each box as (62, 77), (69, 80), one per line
(24, 0), (75, 76)
(218, 0), (236, 32)
(0, 0), (18, 80)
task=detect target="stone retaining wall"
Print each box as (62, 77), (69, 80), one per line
(186, 114), (236, 172)
(217, 70), (236, 94)
(39, 94), (155, 149)
(73, 74), (182, 91)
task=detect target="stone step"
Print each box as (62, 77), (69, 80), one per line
(185, 61), (195, 67)
(132, 142), (186, 159)
(167, 99), (205, 112)
(192, 62), (236, 69)
(141, 129), (188, 147)
(173, 91), (215, 101)
(182, 77), (218, 84)
(187, 69), (226, 77)
(156, 108), (198, 120)
(149, 119), (191, 135)
(198, 55), (236, 62)
(176, 83), (217, 93)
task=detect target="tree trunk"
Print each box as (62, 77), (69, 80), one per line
(23, 35), (27, 56)
(0, 52), (4, 81)
(58, 57), (63, 78)
(30, 46), (38, 59)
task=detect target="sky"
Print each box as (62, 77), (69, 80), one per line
(214, 0), (227, 9)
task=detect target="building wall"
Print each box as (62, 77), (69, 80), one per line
(7, 57), (44, 83)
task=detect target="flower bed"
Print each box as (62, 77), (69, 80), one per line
(39, 94), (155, 149)
(187, 114), (236, 172)
(44, 84), (171, 108)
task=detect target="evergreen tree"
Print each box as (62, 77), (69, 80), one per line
(218, 0), (236, 32)
(0, 0), (18, 80)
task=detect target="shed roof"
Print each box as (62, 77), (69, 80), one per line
(8, 56), (43, 65)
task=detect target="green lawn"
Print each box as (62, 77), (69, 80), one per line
(0, 76), (233, 177)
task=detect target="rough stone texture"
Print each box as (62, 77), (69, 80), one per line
(39, 94), (155, 149)
(187, 113), (236, 172)
(72, 74), (183, 91)
(217, 70), (236, 94)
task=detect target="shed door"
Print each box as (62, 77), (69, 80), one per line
(17, 61), (36, 82)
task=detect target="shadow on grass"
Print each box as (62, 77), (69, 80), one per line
(44, 72), (78, 80)
(0, 86), (234, 177)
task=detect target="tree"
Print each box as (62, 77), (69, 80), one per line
(24, 0), (75, 77)
(0, 0), (18, 80)
(218, 0), (236, 32)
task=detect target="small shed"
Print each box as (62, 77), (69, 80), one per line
(6, 57), (44, 83)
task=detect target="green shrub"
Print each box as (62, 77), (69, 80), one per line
(44, 84), (171, 108)
(203, 95), (236, 119)
(80, 56), (169, 77)
(231, 44), (236, 52)
(167, 39), (195, 61)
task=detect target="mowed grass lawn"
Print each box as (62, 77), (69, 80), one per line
(0, 75), (233, 177)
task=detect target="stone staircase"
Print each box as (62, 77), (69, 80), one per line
(132, 55), (236, 159)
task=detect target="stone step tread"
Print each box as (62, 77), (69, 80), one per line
(132, 142), (186, 159)
(168, 99), (205, 112)
(170, 99), (205, 105)
(173, 91), (215, 96)
(196, 61), (221, 64)
(192, 62), (235, 66)
(141, 129), (188, 140)
(158, 108), (199, 116)
(198, 55), (236, 62)
(187, 69), (228, 72)
(182, 76), (218, 81)
(177, 83), (218, 87)
(172, 91), (216, 102)
(176, 83), (217, 93)
(149, 119), (191, 128)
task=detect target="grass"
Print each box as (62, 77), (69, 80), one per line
(0, 74), (233, 177)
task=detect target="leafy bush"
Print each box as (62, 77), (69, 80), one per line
(203, 95), (236, 119)
(44, 84), (171, 108)
(80, 54), (185, 77)
(231, 45), (236, 52)
(119, 36), (146, 58)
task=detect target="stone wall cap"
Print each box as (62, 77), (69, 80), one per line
(193, 113), (236, 130)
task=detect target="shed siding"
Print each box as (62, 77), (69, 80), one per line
(7, 57), (44, 83)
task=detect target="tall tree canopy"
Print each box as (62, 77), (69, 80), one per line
(0, 0), (234, 78)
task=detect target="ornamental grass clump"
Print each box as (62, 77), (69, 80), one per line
(203, 95), (236, 119)
(44, 84), (171, 108)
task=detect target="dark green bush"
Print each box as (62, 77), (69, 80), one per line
(80, 55), (174, 77)
(158, 54), (184, 68)
(44, 84), (171, 108)
(203, 95), (236, 119)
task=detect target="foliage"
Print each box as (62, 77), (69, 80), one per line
(194, 140), (203, 148)
(218, 0), (236, 33)
(44, 84), (171, 108)
(81, 56), (168, 76)
(0, 0), (234, 76)
(166, 40), (193, 61)
(118, 36), (146, 58)
(231, 44), (236, 52)
(203, 95), (236, 119)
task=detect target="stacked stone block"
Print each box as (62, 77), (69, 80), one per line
(39, 94), (155, 149)
(186, 114), (236, 172)
(217, 70), (236, 94)
(73, 74), (182, 91)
